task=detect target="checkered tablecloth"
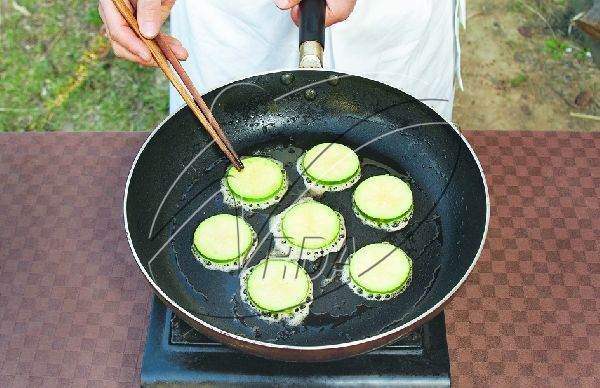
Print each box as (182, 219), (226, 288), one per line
(0, 131), (598, 387)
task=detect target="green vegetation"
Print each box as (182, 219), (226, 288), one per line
(0, 1), (168, 132)
(510, 74), (528, 87)
(575, 48), (592, 62)
(544, 38), (570, 60)
(544, 38), (593, 62)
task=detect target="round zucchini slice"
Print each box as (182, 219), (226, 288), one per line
(353, 175), (413, 223)
(246, 259), (311, 313)
(302, 143), (360, 185)
(226, 156), (285, 203)
(281, 200), (341, 250)
(348, 243), (412, 296)
(193, 214), (254, 263)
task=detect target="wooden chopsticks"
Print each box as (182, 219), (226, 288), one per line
(111, 0), (243, 170)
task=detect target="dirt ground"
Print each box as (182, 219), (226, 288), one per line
(454, 0), (600, 131)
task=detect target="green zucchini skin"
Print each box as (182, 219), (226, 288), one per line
(192, 214), (255, 264)
(353, 200), (414, 225)
(301, 143), (361, 186)
(281, 200), (341, 250)
(346, 243), (413, 298)
(298, 143), (362, 193)
(191, 243), (253, 264)
(349, 263), (412, 295)
(352, 175), (414, 230)
(269, 199), (347, 262)
(225, 156), (286, 203)
(304, 167), (361, 187)
(240, 259), (313, 326)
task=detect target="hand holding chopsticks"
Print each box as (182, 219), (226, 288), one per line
(111, 0), (243, 170)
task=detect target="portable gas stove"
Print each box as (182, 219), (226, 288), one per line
(141, 296), (450, 387)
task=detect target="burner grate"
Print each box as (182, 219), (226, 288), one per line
(142, 296), (450, 387)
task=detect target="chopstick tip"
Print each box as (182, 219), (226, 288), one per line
(234, 159), (244, 171)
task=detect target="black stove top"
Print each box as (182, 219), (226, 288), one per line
(141, 296), (450, 387)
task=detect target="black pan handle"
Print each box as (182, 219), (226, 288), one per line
(299, 0), (326, 48)
(299, 0), (326, 68)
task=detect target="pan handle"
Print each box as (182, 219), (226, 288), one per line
(299, 0), (326, 68)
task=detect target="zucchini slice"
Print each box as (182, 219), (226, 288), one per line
(225, 156), (285, 203)
(193, 214), (254, 264)
(353, 175), (413, 227)
(245, 259), (312, 313)
(302, 143), (360, 185)
(348, 243), (412, 297)
(281, 200), (341, 250)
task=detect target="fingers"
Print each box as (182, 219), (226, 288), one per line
(160, 35), (189, 60)
(100, 0), (153, 61)
(324, 0), (357, 27)
(137, 0), (162, 38)
(290, 5), (300, 26)
(274, 0), (301, 10)
(110, 35), (188, 66)
(99, 0), (185, 66)
(289, 0), (357, 27)
(112, 40), (158, 66)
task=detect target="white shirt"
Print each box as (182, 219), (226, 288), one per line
(169, 0), (465, 121)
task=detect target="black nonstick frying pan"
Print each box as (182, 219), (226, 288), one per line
(124, 0), (489, 362)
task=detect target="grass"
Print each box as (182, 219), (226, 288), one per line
(510, 74), (528, 87)
(0, 0), (168, 132)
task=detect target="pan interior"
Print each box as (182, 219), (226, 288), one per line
(125, 70), (487, 348)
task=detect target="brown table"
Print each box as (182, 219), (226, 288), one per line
(0, 131), (598, 388)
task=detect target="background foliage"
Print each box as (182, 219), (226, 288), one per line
(0, 1), (168, 132)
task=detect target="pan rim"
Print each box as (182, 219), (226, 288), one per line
(123, 68), (491, 352)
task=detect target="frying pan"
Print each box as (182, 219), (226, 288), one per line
(124, 0), (489, 362)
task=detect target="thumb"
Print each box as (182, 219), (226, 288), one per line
(274, 0), (302, 10)
(137, 0), (162, 38)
